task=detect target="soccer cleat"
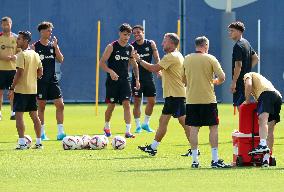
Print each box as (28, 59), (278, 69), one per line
(104, 128), (112, 137)
(15, 144), (28, 150)
(32, 143), (43, 149)
(191, 161), (200, 168)
(181, 149), (201, 157)
(249, 145), (270, 155)
(125, 132), (135, 138)
(138, 144), (157, 156)
(10, 115), (16, 120)
(41, 133), (49, 140)
(135, 126), (142, 133)
(262, 160), (269, 168)
(141, 124), (155, 132)
(211, 159), (232, 168)
(57, 133), (66, 140)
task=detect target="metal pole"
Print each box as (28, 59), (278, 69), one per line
(257, 19), (261, 74)
(179, 0), (186, 55)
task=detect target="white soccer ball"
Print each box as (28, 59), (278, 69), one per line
(112, 136), (126, 150)
(74, 136), (83, 149)
(24, 135), (32, 148)
(62, 136), (77, 150)
(81, 135), (92, 149)
(100, 135), (109, 148)
(89, 135), (106, 150)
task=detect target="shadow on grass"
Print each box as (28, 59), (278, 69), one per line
(118, 167), (188, 172)
(87, 155), (161, 161)
(174, 141), (232, 147)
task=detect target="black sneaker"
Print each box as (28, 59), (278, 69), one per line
(191, 161), (200, 168)
(10, 115), (16, 120)
(249, 145), (270, 155)
(211, 159), (232, 168)
(181, 149), (200, 157)
(15, 144), (28, 150)
(138, 144), (157, 156)
(32, 143), (43, 149)
(262, 160), (269, 168)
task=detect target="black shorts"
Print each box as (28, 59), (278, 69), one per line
(37, 81), (62, 100)
(13, 93), (37, 112)
(162, 97), (185, 118)
(185, 103), (219, 127)
(233, 84), (245, 107)
(0, 70), (16, 90)
(105, 79), (131, 104)
(257, 91), (282, 123)
(132, 80), (156, 98)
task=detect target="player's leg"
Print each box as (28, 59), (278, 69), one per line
(37, 99), (48, 139)
(141, 81), (156, 132)
(122, 99), (135, 138)
(133, 96), (142, 133)
(54, 97), (65, 140)
(190, 126), (200, 167)
(104, 102), (115, 137)
(8, 70), (16, 120)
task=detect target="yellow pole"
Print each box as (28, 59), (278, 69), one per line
(95, 20), (101, 116)
(177, 19), (181, 51)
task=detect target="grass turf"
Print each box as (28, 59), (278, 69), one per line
(0, 104), (284, 192)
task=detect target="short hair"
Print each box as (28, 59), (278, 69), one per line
(18, 31), (32, 43)
(228, 21), (245, 32)
(195, 36), (209, 47)
(37, 21), (54, 32)
(119, 23), (132, 33)
(165, 33), (180, 47)
(132, 25), (144, 32)
(1, 16), (12, 23)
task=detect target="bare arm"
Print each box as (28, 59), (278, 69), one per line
(244, 77), (253, 103)
(53, 36), (64, 63)
(251, 53), (259, 68)
(230, 61), (242, 93)
(99, 44), (119, 81)
(9, 68), (24, 90)
(37, 67), (43, 78)
(150, 40), (160, 64)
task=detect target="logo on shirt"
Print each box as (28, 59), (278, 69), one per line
(140, 53), (150, 58)
(39, 54), (54, 60)
(126, 51), (129, 55)
(145, 47), (149, 51)
(50, 49), (53, 54)
(115, 55), (129, 61)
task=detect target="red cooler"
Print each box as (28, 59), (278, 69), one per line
(239, 103), (259, 134)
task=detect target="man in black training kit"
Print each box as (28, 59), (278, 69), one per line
(131, 25), (160, 133)
(228, 21), (259, 107)
(32, 21), (65, 140)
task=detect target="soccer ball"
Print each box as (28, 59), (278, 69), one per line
(24, 135), (32, 148)
(62, 136), (77, 150)
(81, 135), (92, 149)
(100, 135), (109, 148)
(112, 136), (126, 150)
(89, 135), (106, 150)
(74, 136), (83, 149)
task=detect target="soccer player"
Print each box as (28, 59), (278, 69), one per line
(131, 25), (160, 133)
(32, 21), (65, 140)
(100, 23), (140, 138)
(137, 33), (190, 156)
(8, 31), (43, 149)
(228, 21), (259, 107)
(0, 16), (20, 120)
(244, 72), (282, 167)
(184, 36), (230, 168)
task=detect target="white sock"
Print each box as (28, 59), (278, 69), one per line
(57, 124), (64, 134)
(135, 118), (141, 128)
(260, 139), (267, 146)
(0, 111), (2, 116)
(212, 148), (219, 162)
(144, 115), (151, 125)
(19, 138), (26, 145)
(105, 122), (110, 129)
(150, 140), (159, 150)
(192, 149), (199, 163)
(126, 124), (131, 133)
(36, 138), (41, 145)
(263, 153), (270, 162)
(11, 111), (15, 116)
(41, 124), (45, 135)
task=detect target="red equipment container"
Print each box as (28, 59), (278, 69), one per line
(239, 103), (259, 134)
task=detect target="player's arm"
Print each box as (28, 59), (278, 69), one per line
(99, 44), (119, 81)
(37, 66), (43, 79)
(8, 67), (24, 100)
(52, 36), (64, 63)
(243, 76), (253, 104)
(129, 47), (140, 90)
(230, 60), (242, 93)
(150, 40), (160, 64)
(251, 52), (259, 68)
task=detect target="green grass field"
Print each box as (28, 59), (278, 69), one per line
(0, 104), (284, 192)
